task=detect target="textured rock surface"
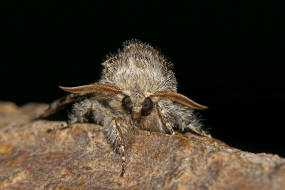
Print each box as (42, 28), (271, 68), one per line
(0, 101), (285, 190)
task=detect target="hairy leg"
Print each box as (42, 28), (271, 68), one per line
(156, 103), (175, 134)
(44, 98), (95, 132)
(68, 99), (93, 124)
(184, 121), (210, 137)
(157, 100), (209, 137)
(104, 117), (132, 176)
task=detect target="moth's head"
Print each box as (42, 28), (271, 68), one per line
(120, 94), (154, 121)
(59, 83), (207, 122)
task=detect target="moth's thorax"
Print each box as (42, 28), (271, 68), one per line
(100, 41), (177, 95)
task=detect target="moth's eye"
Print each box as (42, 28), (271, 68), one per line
(141, 97), (153, 116)
(122, 96), (133, 113)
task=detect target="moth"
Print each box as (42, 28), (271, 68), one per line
(35, 40), (208, 176)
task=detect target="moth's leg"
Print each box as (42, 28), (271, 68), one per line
(184, 121), (210, 137)
(158, 100), (210, 137)
(156, 103), (175, 135)
(174, 108), (210, 137)
(46, 98), (94, 132)
(104, 117), (130, 176)
(68, 99), (95, 124)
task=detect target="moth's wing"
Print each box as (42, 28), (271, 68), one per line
(32, 94), (87, 120)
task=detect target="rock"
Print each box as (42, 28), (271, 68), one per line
(0, 101), (284, 190)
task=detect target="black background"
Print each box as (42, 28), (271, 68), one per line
(3, 1), (285, 156)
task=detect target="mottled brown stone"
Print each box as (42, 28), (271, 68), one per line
(0, 101), (284, 190)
